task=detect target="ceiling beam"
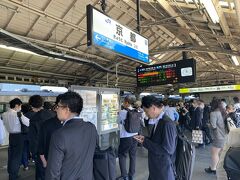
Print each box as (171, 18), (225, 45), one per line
(212, 0), (240, 64)
(147, 0), (222, 70)
(1, 0), (86, 32)
(168, 1), (236, 14)
(234, 0), (240, 26)
(150, 45), (240, 56)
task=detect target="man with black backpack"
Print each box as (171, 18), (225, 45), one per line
(117, 96), (141, 180)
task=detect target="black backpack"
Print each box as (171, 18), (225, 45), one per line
(124, 109), (142, 133)
(17, 112), (29, 134)
(224, 147), (240, 180)
(175, 126), (195, 180)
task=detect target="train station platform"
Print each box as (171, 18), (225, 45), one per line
(0, 145), (217, 180)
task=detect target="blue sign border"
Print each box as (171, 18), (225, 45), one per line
(87, 5), (149, 64)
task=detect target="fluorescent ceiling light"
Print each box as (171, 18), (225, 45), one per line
(0, 44), (37, 55)
(185, 0), (193, 3)
(0, 44), (66, 62)
(153, 53), (166, 59)
(200, 0), (219, 23)
(219, 1), (235, 8)
(231, 56), (239, 66)
(53, 58), (66, 62)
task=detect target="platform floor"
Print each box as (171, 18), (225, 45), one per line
(0, 145), (217, 180)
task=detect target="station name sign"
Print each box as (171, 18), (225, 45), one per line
(87, 5), (149, 64)
(179, 84), (240, 94)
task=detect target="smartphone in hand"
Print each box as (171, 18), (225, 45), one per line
(133, 135), (144, 143)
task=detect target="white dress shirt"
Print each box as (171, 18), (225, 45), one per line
(2, 109), (29, 134)
(118, 106), (138, 138)
(0, 119), (5, 145)
(148, 111), (165, 133)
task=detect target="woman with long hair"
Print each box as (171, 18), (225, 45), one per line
(205, 98), (227, 174)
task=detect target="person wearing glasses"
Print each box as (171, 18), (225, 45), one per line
(45, 91), (98, 180)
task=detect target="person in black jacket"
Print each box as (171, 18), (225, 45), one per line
(28, 95), (55, 180)
(38, 95), (63, 177)
(134, 95), (177, 180)
(201, 102), (213, 145)
(190, 100), (203, 130)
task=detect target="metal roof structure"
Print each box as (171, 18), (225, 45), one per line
(0, 0), (240, 93)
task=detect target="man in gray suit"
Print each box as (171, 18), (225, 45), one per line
(45, 91), (98, 180)
(134, 95), (177, 180)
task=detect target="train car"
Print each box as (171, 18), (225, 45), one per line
(0, 90), (61, 113)
(0, 90), (61, 146)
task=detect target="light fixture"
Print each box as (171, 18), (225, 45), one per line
(185, 0), (193, 4)
(0, 44), (37, 55)
(0, 44), (66, 61)
(231, 56), (239, 66)
(200, 0), (219, 23)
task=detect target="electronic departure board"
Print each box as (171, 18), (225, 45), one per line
(136, 59), (196, 87)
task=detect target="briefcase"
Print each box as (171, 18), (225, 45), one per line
(192, 130), (203, 144)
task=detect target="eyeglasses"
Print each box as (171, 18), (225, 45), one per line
(55, 105), (67, 110)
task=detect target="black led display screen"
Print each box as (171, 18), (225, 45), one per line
(136, 58), (196, 87)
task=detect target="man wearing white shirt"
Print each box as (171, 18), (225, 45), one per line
(2, 98), (29, 180)
(0, 118), (5, 145)
(118, 96), (138, 180)
(233, 97), (240, 110)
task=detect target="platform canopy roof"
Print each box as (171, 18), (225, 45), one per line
(0, 0), (240, 93)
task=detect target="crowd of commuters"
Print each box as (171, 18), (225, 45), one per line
(0, 92), (240, 180)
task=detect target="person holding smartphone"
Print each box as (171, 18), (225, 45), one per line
(134, 95), (177, 180)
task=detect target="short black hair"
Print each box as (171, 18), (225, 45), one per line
(43, 102), (53, 110)
(233, 97), (239, 103)
(142, 95), (163, 108)
(29, 95), (43, 108)
(21, 103), (32, 114)
(9, 98), (22, 109)
(55, 94), (63, 105)
(58, 91), (83, 115)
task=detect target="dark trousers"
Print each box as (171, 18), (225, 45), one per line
(202, 126), (212, 144)
(35, 155), (45, 180)
(118, 137), (137, 178)
(8, 133), (24, 180)
(21, 137), (29, 168)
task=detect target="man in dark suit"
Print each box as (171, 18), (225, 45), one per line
(45, 91), (98, 180)
(134, 95), (177, 180)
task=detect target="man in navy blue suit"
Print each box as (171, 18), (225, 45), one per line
(134, 95), (177, 180)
